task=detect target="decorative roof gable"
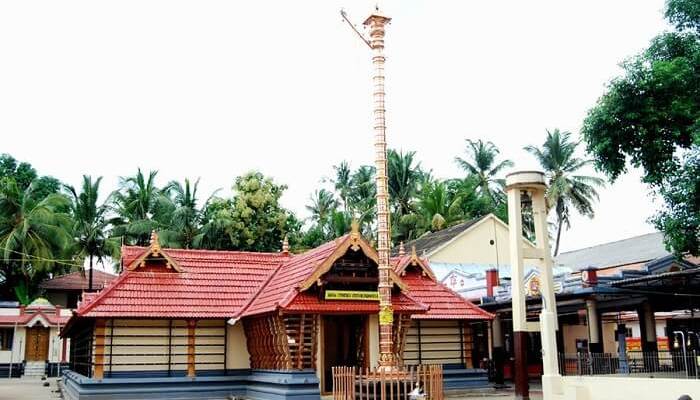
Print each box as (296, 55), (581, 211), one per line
(126, 231), (183, 272)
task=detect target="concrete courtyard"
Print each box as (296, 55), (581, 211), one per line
(0, 377), (61, 400)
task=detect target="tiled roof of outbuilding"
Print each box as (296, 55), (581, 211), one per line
(40, 270), (117, 291)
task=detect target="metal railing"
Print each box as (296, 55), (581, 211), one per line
(559, 351), (700, 379)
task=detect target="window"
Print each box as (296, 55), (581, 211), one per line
(0, 328), (13, 350)
(625, 328), (633, 338)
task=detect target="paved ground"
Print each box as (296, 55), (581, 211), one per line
(0, 377), (61, 400)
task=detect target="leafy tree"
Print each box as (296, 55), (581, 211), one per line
(581, 0), (700, 255)
(0, 178), (72, 301)
(225, 171), (291, 252)
(66, 176), (118, 290)
(454, 139), (513, 203)
(0, 154), (62, 199)
(524, 129), (604, 255)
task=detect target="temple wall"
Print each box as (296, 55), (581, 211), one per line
(404, 320), (470, 367)
(226, 322), (250, 369)
(98, 319), (226, 374)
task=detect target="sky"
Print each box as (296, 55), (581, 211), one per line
(0, 0), (670, 254)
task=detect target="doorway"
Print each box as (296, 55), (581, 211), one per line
(25, 326), (50, 361)
(323, 315), (368, 393)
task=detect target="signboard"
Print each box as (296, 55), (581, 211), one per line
(325, 290), (379, 301)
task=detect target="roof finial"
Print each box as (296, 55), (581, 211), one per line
(398, 241), (406, 257)
(282, 234), (290, 256)
(411, 245), (417, 258)
(150, 230), (161, 254)
(351, 219), (360, 239)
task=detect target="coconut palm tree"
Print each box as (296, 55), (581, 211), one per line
(332, 161), (352, 212)
(111, 169), (171, 246)
(306, 189), (338, 230)
(524, 129), (605, 255)
(0, 178), (72, 301)
(66, 175), (118, 291)
(160, 178), (218, 249)
(455, 139), (514, 203)
(417, 180), (463, 232)
(387, 149), (422, 217)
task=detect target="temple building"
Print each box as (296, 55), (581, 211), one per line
(60, 229), (493, 400)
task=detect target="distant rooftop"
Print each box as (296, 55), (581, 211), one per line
(554, 232), (669, 271)
(39, 269), (117, 291)
(392, 216), (485, 257)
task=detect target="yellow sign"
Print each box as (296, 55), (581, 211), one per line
(379, 306), (394, 325)
(325, 290), (379, 301)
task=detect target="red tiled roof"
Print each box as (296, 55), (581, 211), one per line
(402, 271), (493, 320)
(0, 311), (70, 326)
(283, 292), (428, 314)
(75, 247), (285, 318)
(40, 269), (117, 291)
(70, 235), (491, 322)
(242, 236), (346, 316)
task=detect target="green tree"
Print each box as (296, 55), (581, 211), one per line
(417, 180), (463, 232)
(0, 178), (72, 301)
(0, 154), (62, 200)
(226, 171), (291, 252)
(66, 176), (118, 290)
(160, 178), (217, 249)
(306, 189), (338, 230)
(387, 149), (422, 217)
(111, 169), (171, 246)
(332, 161), (352, 212)
(454, 139), (513, 203)
(525, 129), (604, 256)
(581, 0), (700, 255)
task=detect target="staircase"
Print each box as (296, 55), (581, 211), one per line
(24, 361), (46, 377)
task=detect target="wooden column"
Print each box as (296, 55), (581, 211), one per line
(187, 320), (196, 377)
(93, 319), (107, 380)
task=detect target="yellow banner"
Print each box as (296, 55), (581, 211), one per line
(325, 290), (380, 301)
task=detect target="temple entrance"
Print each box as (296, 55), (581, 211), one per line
(25, 326), (50, 361)
(323, 315), (368, 393)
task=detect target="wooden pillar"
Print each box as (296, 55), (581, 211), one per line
(187, 320), (196, 377)
(93, 319), (107, 380)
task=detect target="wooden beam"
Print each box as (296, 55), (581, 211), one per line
(93, 319), (106, 380)
(187, 320), (196, 377)
(323, 275), (379, 284)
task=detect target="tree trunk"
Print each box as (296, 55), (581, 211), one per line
(88, 255), (94, 292)
(554, 216), (563, 257)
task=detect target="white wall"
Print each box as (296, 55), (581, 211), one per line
(368, 315), (379, 368)
(561, 376), (700, 400)
(226, 322), (250, 369)
(0, 327), (25, 364)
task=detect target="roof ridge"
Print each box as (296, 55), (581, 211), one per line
(236, 260), (286, 318)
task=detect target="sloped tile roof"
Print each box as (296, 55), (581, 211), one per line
(401, 271), (493, 320)
(554, 232), (669, 271)
(392, 217), (484, 257)
(241, 236), (346, 316)
(76, 247), (285, 318)
(40, 270), (117, 291)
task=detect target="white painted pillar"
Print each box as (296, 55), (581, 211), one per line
(586, 299), (601, 352)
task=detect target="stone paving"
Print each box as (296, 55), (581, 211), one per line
(0, 377), (61, 400)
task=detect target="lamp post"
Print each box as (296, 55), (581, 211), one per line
(506, 171), (561, 400)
